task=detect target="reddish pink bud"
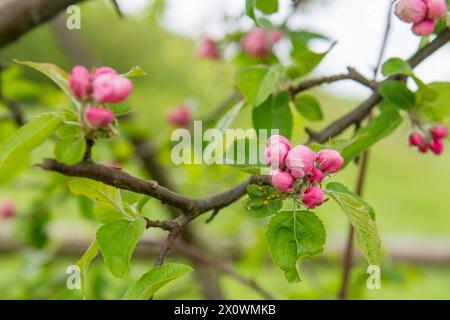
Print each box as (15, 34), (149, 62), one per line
(0, 201), (15, 219)
(197, 37), (220, 59)
(69, 65), (91, 100)
(429, 138), (445, 155)
(91, 67), (117, 80)
(426, 0), (447, 20)
(264, 142), (291, 169)
(267, 134), (291, 148)
(166, 104), (193, 127)
(430, 125), (448, 139)
(241, 28), (271, 58)
(412, 19), (435, 36)
(285, 145), (315, 179)
(316, 149), (344, 174)
(395, 0), (428, 23)
(92, 73), (133, 104)
(308, 167), (324, 183)
(85, 107), (115, 129)
(267, 29), (284, 45)
(409, 132), (425, 146)
(418, 143), (429, 153)
(302, 186), (325, 209)
(270, 169), (294, 193)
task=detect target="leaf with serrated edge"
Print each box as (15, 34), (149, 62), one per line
(76, 240), (99, 299)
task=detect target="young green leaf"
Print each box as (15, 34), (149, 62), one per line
(54, 135), (86, 165)
(0, 113), (63, 184)
(96, 218), (146, 278)
(121, 66), (147, 78)
(93, 205), (124, 224)
(325, 182), (380, 265)
(245, 0), (256, 22)
(244, 185), (284, 218)
(379, 80), (416, 110)
(255, 0), (278, 14)
(416, 82), (450, 122)
(381, 57), (413, 77)
(68, 178), (125, 214)
(224, 137), (266, 175)
(252, 91), (293, 139)
(235, 66), (280, 106)
(294, 94), (324, 121)
(76, 240), (100, 299)
(122, 263), (193, 300)
(215, 101), (245, 132)
(136, 196), (151, 214)
(266, 211), (326, 282)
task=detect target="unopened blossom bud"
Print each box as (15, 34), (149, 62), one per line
(395, 0), (428, 23)
(69, 65), (91, 100)
(0, 201), (15, 219)
(241, 28), (271, 58)
(285, 145), (315, 179)
(316, 149), (344, 174)
(166, 104), (193, 127)
(430, 125), (448, 140)
(418, 143), (429, 153)
(409, 132), (425, 146)
(265, 141), (291, 169)
(85, 107), (115, 129)
(412, 19), (435, 36)
(197, 37), (220, 59)
(91, 66), (117, 80)
(92, 73), (133, 104)
(429, 138), (445, 155)
(267, 134), (291, 148)
(426, 0), (447, 20)
(270, 169), (294, 193)
(302, 186), (325, 209)
(308, 167), (324, 183)
(267, 29), (284, 45)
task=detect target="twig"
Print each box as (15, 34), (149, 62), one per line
(154, 228), (181, 267)
(205, 208), (221, 224)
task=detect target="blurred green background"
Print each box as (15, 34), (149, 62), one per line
(0, 1), (449, 300)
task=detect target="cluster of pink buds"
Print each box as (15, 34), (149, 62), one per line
(241, 28), (284, 58)
(197, 36), (220, 60)
(395, 0), (447, 36)
(409, 124), (448, 155)
(69, 66), (133, 129)
(166, 103), (193, 128)
(265, 135), (344, 209)
(0, 200), (15, 219)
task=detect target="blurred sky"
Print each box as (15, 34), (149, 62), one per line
(116, 0), (450, 98)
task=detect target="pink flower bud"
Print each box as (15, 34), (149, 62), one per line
(92, 73), (133, 104)
(91, 67), (117, 80)
(197, 37), (220, 59)
(0, 201), (15, 219)
(270, 169), (294, 193)
(69, 65), (91, 100)
(316, 149), (344, 174)
(395, 0), (428, 23)
(267, 134), (291, 148)
(302, 186), (325, 209)
(285, 145), (315, 179)
(426, 0), (447, 20)
(308, 167), (324, 183)
(412, 19), (435, 36)
(409, 132), (425, 146)
(430, 125), (448, 139)
(85, 107), (115, 129)
(418, 143), (429, 153)
(166, 104), (193, 127)
(241, 28), (271, 58)
(264, 141), (291, 169)
(429, 138), (445, 155)
(267, 29), (284, 45)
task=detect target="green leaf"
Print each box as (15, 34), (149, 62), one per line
(14, 60), (81, 109)
(252, 91), (293, 139)
(341, 109), (403, 166)
(121, 66), (147, 78)
(325, 182), (380, 265)
(93, 205), (124, 224)
(0, 113), (63, 184)
(215, 101), (244, 132)
(379, 80), (416, 110)
(76, 240), (99, 299)
(136, 196), (151, 214)
(54, 135), (86, 165)
(224, 137), (266, 174)
(110, 103), (132, 116)
(97, 218), (146, 278)
(244, 185), (284, 218)
(235, 66), (280, 106)
(123, 263), (193, 300)
(417, 82), (450, 122)
(294, 94), (324, 121)
(110, 0), (123, 17)
(266, 211), (326, 282)
(255, 0), (278, 14)
(381, 57), (413, 77)
(245, 0), (256, 22)
(68, 178), (125, 214)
